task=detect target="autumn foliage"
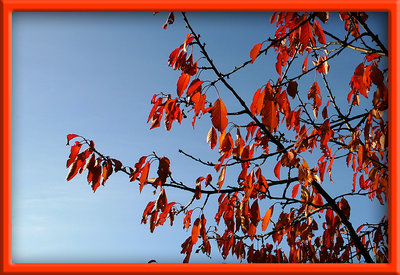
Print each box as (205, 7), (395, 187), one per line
(66, 12), (388, 263)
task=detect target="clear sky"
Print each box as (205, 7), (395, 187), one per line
(11, 12), (388, 263)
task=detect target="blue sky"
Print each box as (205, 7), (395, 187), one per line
(11, 12), (388, 263)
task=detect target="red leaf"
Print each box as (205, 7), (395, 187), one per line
(211, 98), (228, 133)
(322, 106), (328, 119)
(207, 126), (217, 150)
(314, 56), (329, 75)
(183, 210), (193, 229)
(338, 198), (351, 219)
(359, 174), (366, 190)
(168, 47), (181, 68)
(299, 19), (314, 53)
(195, 177), (202, 200)
(250, 88), (265, 115)
(249, 200), (260, 226)
(157, 201), (175, 226)
(275, 57), (282, 76)
(157, 157), (171, 184)
(302, 56), (308, 73)
(191, 218), (201, 244)
(139, 162), (150, 192)
(366, 53), (379, 62)
(312, 20), (326, 44)
(358, 145), (364, 167)
(66, 142), (82, 168)
(262, 205), (274, 231)
(270, 12), (277, 23)
(220, 132), (233, 153)
(316, 12), (329, 23)
(250, 43), (262, 64)
(101, 159), (113, 185)
(111, 158), (122, 172)
(66, 134), (79, 145)
(177, 72), (191, 97)
(292, 183), (300, 198)
(162, 12), (174, 29)
(183, 33), (194, 52)
(186, 79), (204, 97)
(66, 159), (79, 181)
(261, 99), (279, 133)
(287, 80), (298, 99)
(83, 153), (95, 173)
(370, 63), (384, 86)
(308, 81), (322, 118)
(142, 201), (155, 224)
(130, 156), (147, 182)
(274, 160), (281, 180)
(350, 62), (369, 98)
(205, 174), (212, 187)
(312, 192), (324, 207)
(149, 211), (158, 233)
(91, 163), (102, 192)
(155, 188), (167, 211)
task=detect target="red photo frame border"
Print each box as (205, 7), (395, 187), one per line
(1, 0), (399, 274)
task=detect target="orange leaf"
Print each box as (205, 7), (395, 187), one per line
(358, 145), (364, 167)
(191, 218), (201, 244)
(217, 164), (227, 192)
(250, 43), (262, 64)
(261, 99), (278, 133)
(274, 160), (281, 180)
(262, 205), (274, 231)
(177, 72), (191, 97)
(211, 98), (228, 133)
(206, 126), (217, 150)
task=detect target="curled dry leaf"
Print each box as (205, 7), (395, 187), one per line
(207, 126), (217, 150)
